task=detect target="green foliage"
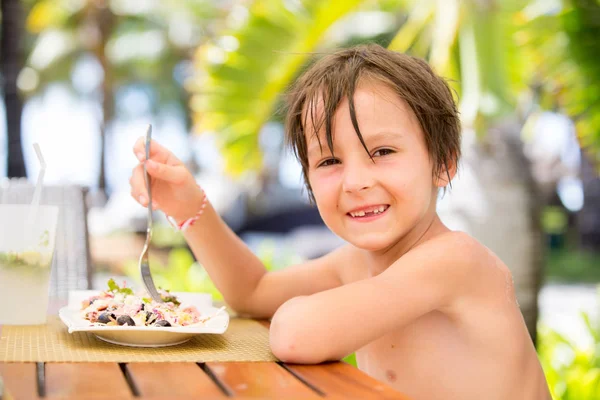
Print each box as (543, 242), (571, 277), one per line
(123, 246), (219, 297)
(538, 309), (600, 399)
(562, 0), (600, 165)
(122, 238), (303, 301)
(23, 0), (219, 110)
(190, 0), (364, 175)
(388, 0), (529, 130)
(520, 0), (600, 167)
(343, 352), (357, 367)
(545, 249), (600, 283)
(150, 224), (187, 248)
(542, 206), (569, 235)
(382, 0), (600, 161)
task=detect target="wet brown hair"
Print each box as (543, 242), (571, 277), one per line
(284, 43), (461, 201)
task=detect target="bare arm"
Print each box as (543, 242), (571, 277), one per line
(181, 201), (345, 318)
(269, 232), (479, 363)
(129, 137), (344, 319)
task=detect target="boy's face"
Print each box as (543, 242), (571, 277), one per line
(305, 81), (440, 251)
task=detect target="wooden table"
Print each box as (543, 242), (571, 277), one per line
(0, 321), (410, 399)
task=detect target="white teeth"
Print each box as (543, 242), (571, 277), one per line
(350, 205), (387, 217)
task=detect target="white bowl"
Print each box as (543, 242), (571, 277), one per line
(59, 290), (229, 347)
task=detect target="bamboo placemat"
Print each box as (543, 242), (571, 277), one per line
(0, 316), (277, 362)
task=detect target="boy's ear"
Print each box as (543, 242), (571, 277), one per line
(434, 158), (457, 188)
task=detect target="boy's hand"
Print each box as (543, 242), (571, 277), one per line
(129, 137), (203, 222)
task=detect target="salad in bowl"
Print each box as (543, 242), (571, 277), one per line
(60, 279), (229, 347)
(81, 279), (204, 328)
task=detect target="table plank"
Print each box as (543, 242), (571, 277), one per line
(206, 362), (320, 399)
(285, 362), (411, 399)
(0, 363), (40, 399)
(126, 362), (227, 398)
(45, 363), (133, 399)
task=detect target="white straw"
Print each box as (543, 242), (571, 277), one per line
(26, 143), (47, 230)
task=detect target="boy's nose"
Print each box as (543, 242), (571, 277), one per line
(342, 164), (374, 193)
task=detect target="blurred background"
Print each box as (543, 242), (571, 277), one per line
(0, 0), (599, 397)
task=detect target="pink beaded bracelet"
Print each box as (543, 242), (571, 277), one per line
(166, 189), (208, 232)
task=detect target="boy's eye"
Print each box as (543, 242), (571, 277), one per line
(317, 158), (340, 167)
(372, 148), (394, 157)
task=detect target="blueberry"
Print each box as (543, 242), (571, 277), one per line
(116, 315), (136, 326)
(97, 312), (116, 324)
(145, 312), (157, 325)
(154, 320), (171, 327)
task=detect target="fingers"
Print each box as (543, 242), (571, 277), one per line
(133, 136), (176, 165)
(145, 159), (188, 184)
(129, 164), (147, 204)
(129, 164), (160, 210)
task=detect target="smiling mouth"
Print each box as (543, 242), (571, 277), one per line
(347, 205), (390, 218)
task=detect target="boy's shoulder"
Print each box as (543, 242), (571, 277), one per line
(416, 230), (501, 276)
(335, 230), (492, 269)
(405, 231), (509, 298)
(415, 230), (490, 262)
(326, 231), (500, 287)
(387, 231), (498, 289)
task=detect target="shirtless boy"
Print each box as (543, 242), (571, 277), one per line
(129, 44), (551, 399)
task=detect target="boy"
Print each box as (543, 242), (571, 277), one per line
(129, 44), (551, 399)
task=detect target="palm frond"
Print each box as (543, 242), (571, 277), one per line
(189, 0), (363, 175)
(521, 0), (600, 166)
(563, 0), (600, 165)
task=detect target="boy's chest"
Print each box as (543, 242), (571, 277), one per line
(355, 310), (469, 392)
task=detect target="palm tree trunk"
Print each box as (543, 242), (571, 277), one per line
(578, 151), (600, 250)
(86, 1), (115, 196)
(1, 0), (27, 178)
(439, 120), (544, 345)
